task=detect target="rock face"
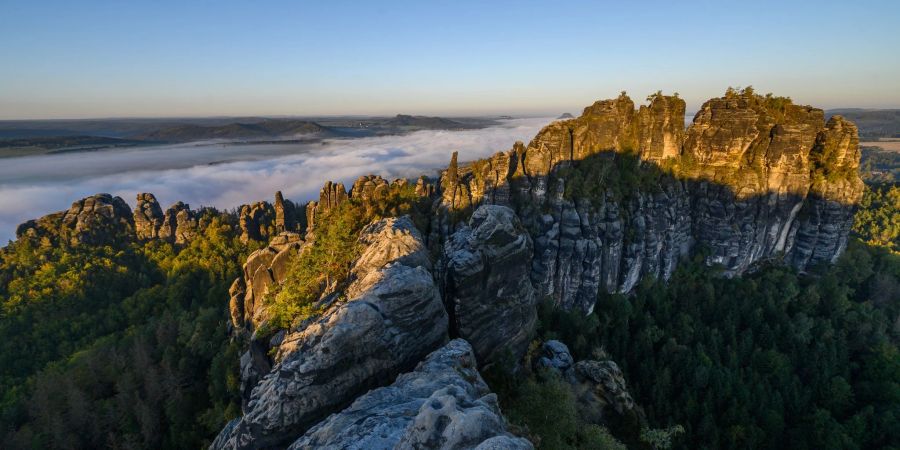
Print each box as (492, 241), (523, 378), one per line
(273, 191), (297, 233)
(159, 201), (198, 245)
(287, 339), (532, 450)
(435, 90), (864, 313)
(305, 181), (348, 234)
(56, 194), (134, 245)
(536, 341), (636, 425)
(441, 205), (537, 364)
(212, 216), (449, 450)
(229, 232), (304, 333)
(239, 202), (275, 243)
(134, 193), (164, 240)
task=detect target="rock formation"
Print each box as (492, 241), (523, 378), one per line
(287, 339), (532, 450)
(273, 191), (297, 233)
(305, 181), (348, 234)
(229, 231), (304, 333)
(159, 201), (198, 245)
(134, 193), (164, 240)
(14, 193), (136, 246)
(435, 90), (864, 312)
(212, 216), (448, 450)
(441, 205), (537, 364)
(58, 193), (134, 246)
(239, 202), (275, 243)
(536, 341), (637, 425)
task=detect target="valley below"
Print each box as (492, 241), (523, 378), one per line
(0, 117), (549, 244)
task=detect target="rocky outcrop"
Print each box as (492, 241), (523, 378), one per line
(787, 116), (865, 268)
(305, 181), (348, 234)
(274, 191), (298, 233)
(569, 360), (635, 421)
(158, 201), (198, 245)
(536, 341), (636, 425)
(212, 216), (448, 450)
(287, 339), (532, 450)
(434, 90), (864, 313)
(55, 194), (134, 246)
(416, 175), (437, 198)
(229, 231), (304, 333)
(441, 205), (537, 364)
(134, 193), (164, 240)
(239, 202), (275, 243)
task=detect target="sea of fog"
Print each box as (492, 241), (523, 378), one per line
(0, 117), (551, 243)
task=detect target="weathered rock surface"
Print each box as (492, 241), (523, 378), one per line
(211, 216), (448, 450)
(536, 340), (574, 373)
(54, 193), (134, 245)
(229, 232), (305, 334)
(158, 201), (198, 244)
(134, 193), (164, 240)
(287, 339), (532, 450)
(536, 341), (636, 425)
(435, 90), (864, 312)
(441, 205), (537, 364)
(305, 181), (348, 234)
(274, 191), (298, 233)
(239, 202), (275, 243)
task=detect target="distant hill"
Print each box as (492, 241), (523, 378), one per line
(0, 135), (146, 157)
(383, 115), (478, 130)
(827, 109), (900, 139)
(132, 119), (331, 142)
(0, 115), (499, 153)
(557, 112), (574, 119)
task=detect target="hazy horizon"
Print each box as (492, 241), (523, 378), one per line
(0, 117), (549, 243)
(2, 1), (899, 120)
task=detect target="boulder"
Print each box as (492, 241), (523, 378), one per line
(288, 339), (532, 450)
(536, 340), (574, 373)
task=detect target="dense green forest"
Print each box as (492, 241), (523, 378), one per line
(493, 238), (900, 450)
(854, 183), (900, 252)
(0, 212), (252, 449)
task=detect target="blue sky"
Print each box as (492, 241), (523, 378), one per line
(1, 0), (898, 119)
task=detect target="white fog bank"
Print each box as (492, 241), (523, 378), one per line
(0, 117), (551, 243)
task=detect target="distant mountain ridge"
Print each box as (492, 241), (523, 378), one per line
(383, 114), (478, 130)
(132, 119), (330, 142)
(827, 108), (900, 139)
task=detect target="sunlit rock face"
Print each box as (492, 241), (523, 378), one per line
(211, 215), (448, 450)
(434, 91), (863, 313)
(134, 192), (164, 240)
(158, 201), (198, 244)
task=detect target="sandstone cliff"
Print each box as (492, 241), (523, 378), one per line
(434, 89), (864, 312)
(212, 216), (449, 450)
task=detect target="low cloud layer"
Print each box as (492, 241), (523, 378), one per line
(0, 118), (550, 243)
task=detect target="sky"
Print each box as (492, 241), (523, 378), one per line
(1, 0), (899, 119)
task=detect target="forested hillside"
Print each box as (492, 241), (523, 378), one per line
(1, 212), (252, 448)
